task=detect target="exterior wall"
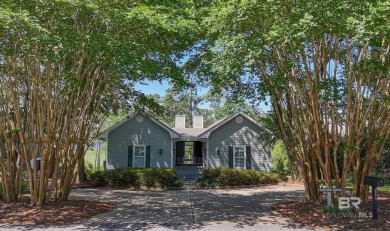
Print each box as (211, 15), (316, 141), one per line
(107, 116), (172, 169)
(208, 116), (272, 171)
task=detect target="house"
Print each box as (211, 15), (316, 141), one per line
(99, 112), (272, 172)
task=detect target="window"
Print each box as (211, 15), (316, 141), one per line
(136, 115), (143, 122)
(234, 146), (246, 169)
(133, 146), (145, 167)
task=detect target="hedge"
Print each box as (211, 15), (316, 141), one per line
(87, 168), (178, 189)
(198, 167), (280, 187)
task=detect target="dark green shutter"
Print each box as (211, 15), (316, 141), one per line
(228, 146), (234, 168)
(128, 146), (133, 167)
(246, 146), (252, 169)
(145, 146), (151, 168)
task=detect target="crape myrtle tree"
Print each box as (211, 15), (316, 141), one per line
(189, 0), (390, 202)
(0, 0), (197, 205)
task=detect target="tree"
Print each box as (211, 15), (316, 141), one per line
(153, 87), (208, 127)
(0, 0), (196, 205)
(190, 0), (390, 202)
(272, 140), (290, 177)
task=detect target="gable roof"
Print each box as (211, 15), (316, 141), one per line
(198, 112), (264, 138)
(172, 128), (208, 137)
(98, 114), (181, 140)
(98, 112), (264, 140)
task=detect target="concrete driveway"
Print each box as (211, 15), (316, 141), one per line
(0, 184), (314, 231)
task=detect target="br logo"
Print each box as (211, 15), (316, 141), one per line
(338, 197), (361, 209)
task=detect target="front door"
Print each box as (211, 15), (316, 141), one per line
(175, 141), (185, 165)
(193, 141), (203, 165)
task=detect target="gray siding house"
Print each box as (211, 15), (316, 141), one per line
(99, 112), (272, 172)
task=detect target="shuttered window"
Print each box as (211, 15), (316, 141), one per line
(133, 146), (146, 167)
(234, 146), (246, 169)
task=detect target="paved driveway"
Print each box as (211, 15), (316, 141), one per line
(0, 184), (314, 231)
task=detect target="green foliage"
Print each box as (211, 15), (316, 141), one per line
(138, 168), (177, 188)
(150, 87), (208, 127)
(199, 167), (280, 187)
(272, 140), (290, 176)
(88, 170), (107, 186)
(188, 0), (390, 201)
(171, 179), (184, 188)
(322, 206), (354, 219)
(374, 140), (390, 174)
(87, 168), (178, 189)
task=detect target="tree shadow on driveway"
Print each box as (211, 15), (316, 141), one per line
(62, 185), (312, 231)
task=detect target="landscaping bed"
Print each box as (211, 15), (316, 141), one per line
(87, 167), (182, 189)
(0, 196), (116, 225)
(197, 167), (280, 188)
(273, 192), (390, 230)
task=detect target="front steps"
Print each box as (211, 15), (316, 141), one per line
(176, 165), (202, 188)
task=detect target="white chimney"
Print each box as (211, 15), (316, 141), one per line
(193, 115), (203, 128)
(175, 115), (186, 128)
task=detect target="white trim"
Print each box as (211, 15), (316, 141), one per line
(100, 114), (181, 140)
(206, 140), (210, 168)
(133, 145), (146, 168)
(171, 140), (174, 168)
(105, 133), (109, 170)
(149, 117), (181, 138)
(199, 112), (265, 138)
(233, 145), (246, 169)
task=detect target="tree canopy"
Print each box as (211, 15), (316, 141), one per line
(189, 0), (390, 201)
(0, 0), (198, 204)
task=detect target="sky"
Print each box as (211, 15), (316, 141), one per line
(135, 80), (271, 112)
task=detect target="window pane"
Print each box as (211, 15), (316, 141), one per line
(235, 147), (245, 157)
(135, 146), (145, 157)
(134, 158), (144, 167)
(235, 158), (244, 169)
(234, 146), (245, 169)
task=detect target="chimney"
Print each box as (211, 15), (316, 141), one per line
(175, 115), (186, 128)
(193, 115), (204, 128)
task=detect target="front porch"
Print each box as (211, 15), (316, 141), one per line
(174, 141), (206, 166)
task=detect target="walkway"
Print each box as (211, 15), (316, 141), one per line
(0, 184), (314, 231)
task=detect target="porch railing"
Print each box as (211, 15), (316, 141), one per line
(176, 156), (203, 165)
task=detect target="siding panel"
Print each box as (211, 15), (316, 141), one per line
(107, 116), (172, 169)
(208, 116), (272, 172)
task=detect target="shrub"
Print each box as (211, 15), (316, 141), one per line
(200, 167), (280, 187)
(88, 170), (107, 186)
(90, 168), (178, 189)
(272, 140), (290, 177)
(202, 168), (223, 181)
(105, 168), (140, 186)
(172, 179), (183, 188)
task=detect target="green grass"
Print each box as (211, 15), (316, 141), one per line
(84, 150), (106, 169)
(378, 184), (390, 193)
(321, 178), (390, 193)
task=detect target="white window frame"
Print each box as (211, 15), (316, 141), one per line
(133, 145), (146, 168)
(233, 145), (246, 169)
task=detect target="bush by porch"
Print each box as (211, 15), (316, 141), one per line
(87, 168), (181, 189)
(197, 167), (280, 187)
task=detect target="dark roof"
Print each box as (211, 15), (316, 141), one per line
(98, 112), (263, 140)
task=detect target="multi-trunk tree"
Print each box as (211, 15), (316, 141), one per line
(0, 0), (196, 205)
(191, 0), (390, 202)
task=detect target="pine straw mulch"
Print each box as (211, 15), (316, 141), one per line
(0, 196), (116, 225)
(272, 192), (390, 231)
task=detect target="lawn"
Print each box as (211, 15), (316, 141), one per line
(84, 150), (106, 170)
(323, 178), (390, 193)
